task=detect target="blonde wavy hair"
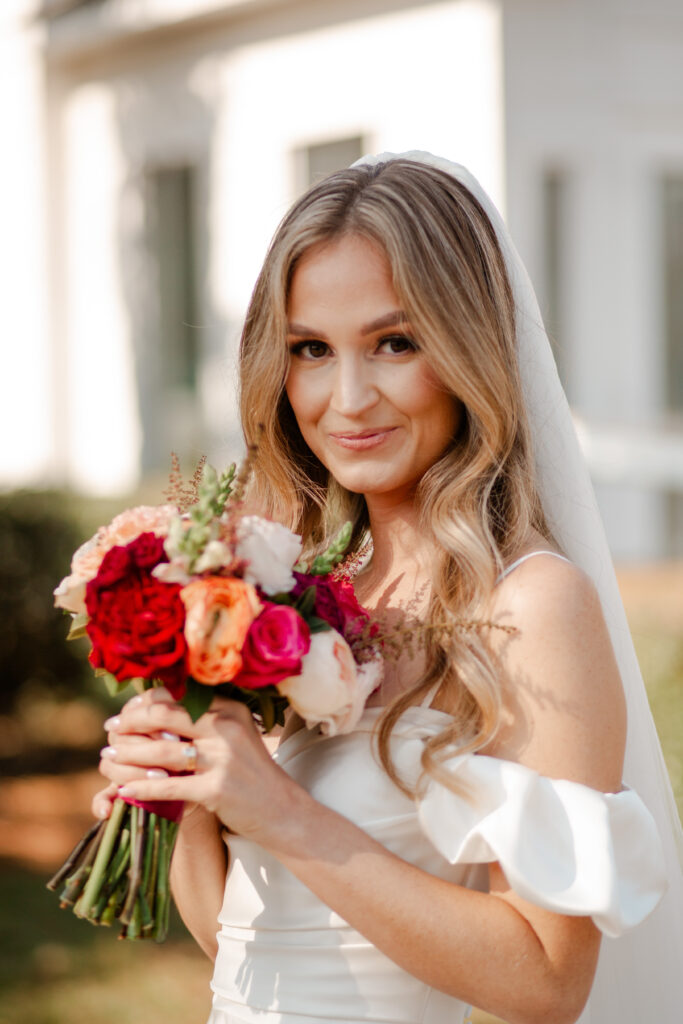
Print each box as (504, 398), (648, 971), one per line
(239, 158), (554, 794)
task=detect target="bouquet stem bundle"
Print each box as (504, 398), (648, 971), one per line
(47, 799), (179, 941)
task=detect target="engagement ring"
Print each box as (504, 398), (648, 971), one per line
(181, 743), (198, 773)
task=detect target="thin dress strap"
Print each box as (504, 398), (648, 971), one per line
(420, 551), (572, 711)
(496, 549), (571, 584)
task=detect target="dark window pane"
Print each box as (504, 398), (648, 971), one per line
(662, 177), (683, 412)
(148, 165), (199, 391)
(541, 168), (570, 396)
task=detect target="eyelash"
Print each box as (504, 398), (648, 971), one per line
(288, 334), (418, 359)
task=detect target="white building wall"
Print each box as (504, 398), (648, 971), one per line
(212, 0), (504, 384)
(62, 83), (141, 493)
(503, 0), (683, 559)
(3, 0), (504, 494)
(0, 3), (53, 488)
(5, 0), (683, 558)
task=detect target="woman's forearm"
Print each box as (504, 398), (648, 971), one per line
(170, 804), (228, 960)
(261, 786), (598, 1024)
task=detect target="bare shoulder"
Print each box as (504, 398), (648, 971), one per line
(481, 552), (626, 791)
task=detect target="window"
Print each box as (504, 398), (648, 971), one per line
(148, 165), (199, 392)
(141, 164), (201, 472)
(662, 176), (683, 413)
(661, 176), (683, 554)
(294, 136), (365, 192)
(541, 168), (570, 395)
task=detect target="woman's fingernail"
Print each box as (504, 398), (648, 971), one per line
(146, 769), (169, 779)
(161, 731), (180, 742)
(100, 746), (117, 760)
(95, 804), (109, 819)
(128, 695), (144, 708)
(104, 715), (121, 731)
(118, 785), (132, 797)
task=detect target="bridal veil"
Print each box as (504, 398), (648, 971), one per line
(354, 150), (683, 1022)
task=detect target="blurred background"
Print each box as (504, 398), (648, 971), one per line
(0, 1), (681, 1022)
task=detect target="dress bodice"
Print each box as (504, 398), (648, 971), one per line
(207, 704), (666, 1024)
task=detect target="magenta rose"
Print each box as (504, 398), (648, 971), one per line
(233, 603), (311, 690)
(291, 573), (372, 641)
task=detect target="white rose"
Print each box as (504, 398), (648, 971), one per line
(193, 539), (234, 574)
(278, 630), (383, 737)
(235, 516), (303, 596)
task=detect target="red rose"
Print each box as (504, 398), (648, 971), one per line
(233, 603), (311, 690)
(291, 572), (371, 641)
(85, 533), (187, 697)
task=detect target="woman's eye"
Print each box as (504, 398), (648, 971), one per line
(379, 334), (417, 354)
(290, 340), (329, 360)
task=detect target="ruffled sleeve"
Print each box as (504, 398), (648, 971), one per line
(416, 753), (668, 937)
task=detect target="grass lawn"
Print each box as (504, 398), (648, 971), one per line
(0, 864), (212, 1024)
(1, 570), (681, 1024)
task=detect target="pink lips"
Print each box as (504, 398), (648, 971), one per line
(329, 428), (397, 451)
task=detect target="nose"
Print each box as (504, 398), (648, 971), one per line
(330, 356), (380, 416)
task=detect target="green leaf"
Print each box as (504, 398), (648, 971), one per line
(308, 616), (332, 634)
(294, 586), (316, 619)
(67, 612), (89, 641)
(309, 521), (352, 575)
(180, 677), (215, 722)
(259, 695), (275, 732)
(94, 669), (133, 698)
(267, 591), (296, 606)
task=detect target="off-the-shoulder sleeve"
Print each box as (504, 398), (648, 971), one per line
(415, 753), (668, 938)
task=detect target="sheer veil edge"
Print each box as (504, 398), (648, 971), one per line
(354, 150), (683, 1022)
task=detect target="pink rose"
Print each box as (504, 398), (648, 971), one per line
(234, 604), (311, 690)
(278, 630), (383, 736)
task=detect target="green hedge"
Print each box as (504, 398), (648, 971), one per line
(0, 490), (112, 714)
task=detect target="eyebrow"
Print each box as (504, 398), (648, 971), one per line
(286, 310), (410, 338)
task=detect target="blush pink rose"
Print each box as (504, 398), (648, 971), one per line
(278, 630), (383, 736)
(233, 604), (311, 690)
(54, 505), (178, 615)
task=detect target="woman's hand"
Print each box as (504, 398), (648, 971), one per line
(94, 687), (305, 840)
(91, 688), (181, 820)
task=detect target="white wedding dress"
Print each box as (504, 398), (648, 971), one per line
(207, 553), (667, 1024)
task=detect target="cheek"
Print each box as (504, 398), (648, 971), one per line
(285, 371), (326, 448)
(402, 369), (461, 437)
(284, 370), (311, 424)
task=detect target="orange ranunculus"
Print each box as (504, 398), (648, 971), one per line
(180, 578), (262, 684)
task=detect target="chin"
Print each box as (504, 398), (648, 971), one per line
(332, 469), (412, 498)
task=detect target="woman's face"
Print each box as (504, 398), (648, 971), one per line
(285, 234), (462, 507)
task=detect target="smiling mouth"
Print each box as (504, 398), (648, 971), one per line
(329, 428), (397, 450)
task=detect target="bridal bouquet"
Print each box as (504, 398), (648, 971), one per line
(47, 457), (382, 940)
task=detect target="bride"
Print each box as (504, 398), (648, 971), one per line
(93, 152), (682, 1023)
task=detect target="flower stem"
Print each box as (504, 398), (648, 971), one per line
(58, 823), (106, 908)
(46, 819), (102, 893)
(119, 806), (146, 928)
(74, 797), (127, 919)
